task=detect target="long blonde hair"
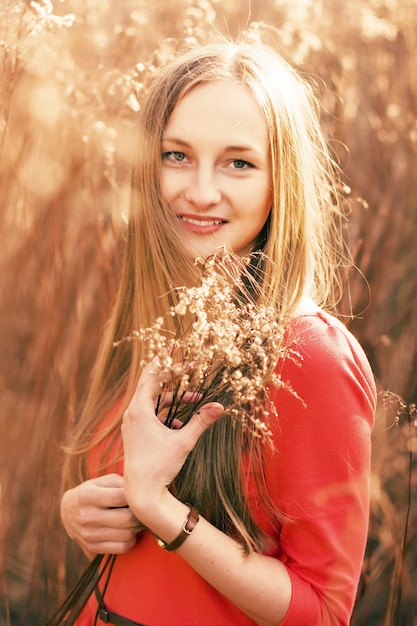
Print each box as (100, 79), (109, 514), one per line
(63, 39), (344, 551)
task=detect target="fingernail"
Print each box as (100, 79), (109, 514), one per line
(205, 402), (224, 416)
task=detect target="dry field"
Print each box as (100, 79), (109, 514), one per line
(0, 1), (416, 624)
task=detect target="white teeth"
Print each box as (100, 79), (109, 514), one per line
(180, 216), (223, 226)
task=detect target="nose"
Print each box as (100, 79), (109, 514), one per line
(184, 166), (222, 209)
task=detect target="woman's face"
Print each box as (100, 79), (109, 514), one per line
(160, 79), (272, 258)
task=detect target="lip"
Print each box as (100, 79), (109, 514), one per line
(178, 213), (227, 235)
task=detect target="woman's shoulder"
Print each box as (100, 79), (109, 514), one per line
(281, 301), (377, 411)
(289, 300), (372, 368)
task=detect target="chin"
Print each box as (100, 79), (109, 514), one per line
(186, 242), (230, 260)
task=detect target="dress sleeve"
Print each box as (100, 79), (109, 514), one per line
(266, 313), (376, 626)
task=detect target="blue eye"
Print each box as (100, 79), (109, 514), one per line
(162, 151), (186, 162)
(232, 159), (253, 169)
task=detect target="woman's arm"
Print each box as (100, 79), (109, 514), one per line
(146, 493), (292, 626)
(264, 313), (376, 625)
(121, 360), (292, 626)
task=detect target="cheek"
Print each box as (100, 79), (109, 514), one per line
(252, 186), (272, 225)
(159, 173), (170, 203)
(159, 170), (178, 203)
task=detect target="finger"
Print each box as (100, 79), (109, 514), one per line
(81, 525), (138, 544)
(92, 473), (124, 488)
(102, 508), (138, 529)
(181, 402), (224, 446)
(129, 355), (170, 412)
(155, 390), (203, 427)
(81, 527), (139, 555)
(80, 483), (128, 510)
(88, 537), (138, 555)
(77, 507), (137, 534)
(170, 417), (184, 429)
(157, 390), (202, 410)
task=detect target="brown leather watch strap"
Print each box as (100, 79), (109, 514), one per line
(155, 504), (199, 552)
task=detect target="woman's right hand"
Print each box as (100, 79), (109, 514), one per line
(60, 473), (139, 559)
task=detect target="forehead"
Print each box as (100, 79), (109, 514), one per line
(163, 79), (269, 146)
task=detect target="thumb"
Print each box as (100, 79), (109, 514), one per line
(92, 473), (124, 488)
(184, 402), (224, 442)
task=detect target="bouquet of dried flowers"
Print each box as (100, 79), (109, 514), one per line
(116, 249), (299, 445)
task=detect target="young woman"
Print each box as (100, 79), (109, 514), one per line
(60, 39), (376, 625)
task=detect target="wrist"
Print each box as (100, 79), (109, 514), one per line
(155, 503), (199, 551)
(132, 492), (194, 546)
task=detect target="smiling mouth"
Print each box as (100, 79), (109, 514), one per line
(179, 215), (226, 226)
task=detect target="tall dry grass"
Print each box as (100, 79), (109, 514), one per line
(0, 1), (415, 624)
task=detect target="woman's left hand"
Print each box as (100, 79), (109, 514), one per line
(121, 356), (223, 524)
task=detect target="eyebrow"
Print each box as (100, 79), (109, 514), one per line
(162, 136), (261, 154)
(161, 137), (191, 147)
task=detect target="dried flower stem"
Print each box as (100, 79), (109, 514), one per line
(115, 250), (299, 444)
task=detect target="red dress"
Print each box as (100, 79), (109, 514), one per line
(77, 310), (376, 625)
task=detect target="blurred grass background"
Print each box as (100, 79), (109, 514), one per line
(0, 0), (415, 624)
